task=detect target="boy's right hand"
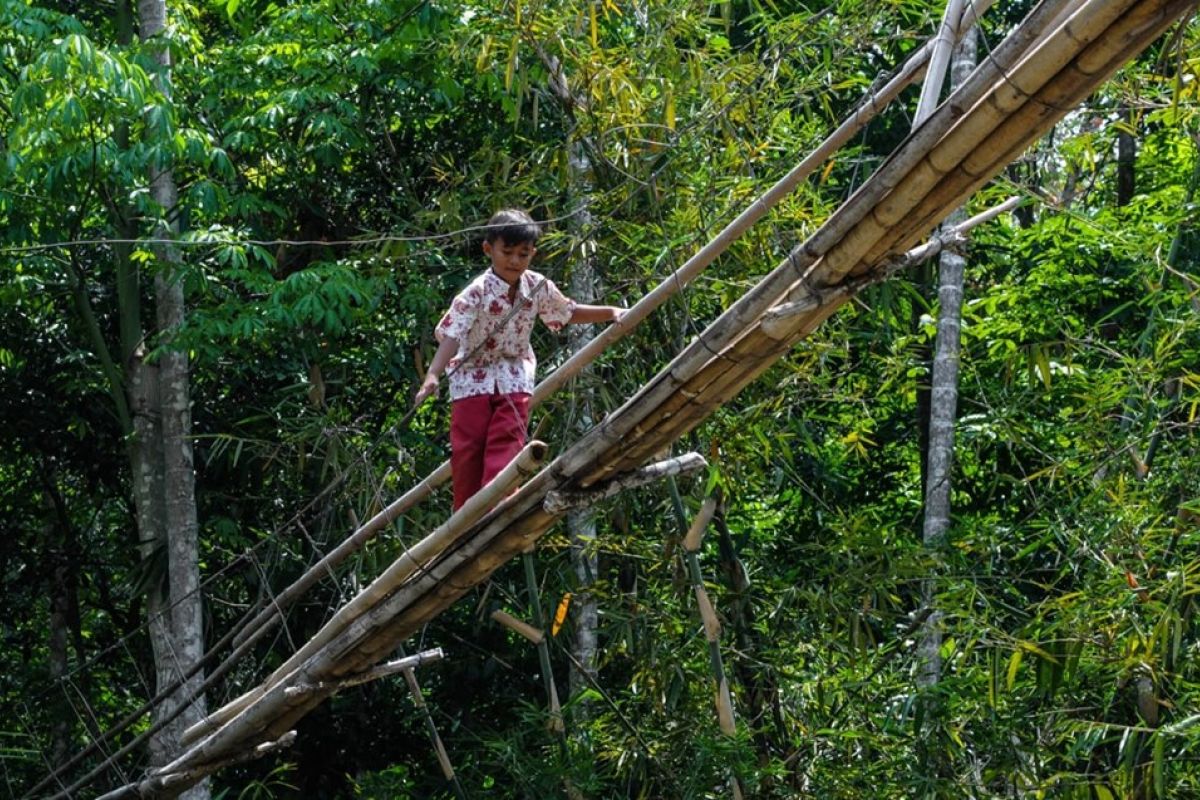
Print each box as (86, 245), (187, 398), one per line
(413, 374), (439, 407)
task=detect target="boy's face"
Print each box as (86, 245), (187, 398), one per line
(484, 238), (536, 285)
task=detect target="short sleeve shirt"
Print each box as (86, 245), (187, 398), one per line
(436, 269), (576, 400)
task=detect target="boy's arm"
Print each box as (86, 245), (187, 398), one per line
(413, 335), (459, 406)
(569, 304), (625, 325)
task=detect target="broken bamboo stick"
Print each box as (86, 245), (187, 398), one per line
(543, 452), (707, 514)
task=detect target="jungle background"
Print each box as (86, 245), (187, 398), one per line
(1, 0), (1199, 797)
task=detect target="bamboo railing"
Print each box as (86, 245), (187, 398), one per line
(100, 0), (1195, 793)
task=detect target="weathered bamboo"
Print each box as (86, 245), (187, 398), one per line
(282, 648), (444, 697)
(196, 6), (974, 705)
(526, 0), (988, 409)
(590, 0), (1172, 484)
(861, 0), (1192, 266)
(230, 460), (452, 651)
(492, 609), (546, 645)
(543, 453), (707, 513)
(914, 0), (967, 125)
(681, 501), (736, 737)
(97, 732), (297, 800)
(822, 0), (1145, 280)
(184, 442), (547, 745)
(393, 644), (466, 798)
(598, 200), (1022, 478)
(683, 497), (719, 553)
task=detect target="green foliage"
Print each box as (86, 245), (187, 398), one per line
(2, 0), (1198, 798)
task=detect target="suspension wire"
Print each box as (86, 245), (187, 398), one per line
(0, 210), (588, 256)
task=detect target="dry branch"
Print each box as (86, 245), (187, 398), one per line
(543, 453), (707, 513)
(282, 648), (445, 697)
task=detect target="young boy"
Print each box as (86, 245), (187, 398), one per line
(414, 209), (625, 510)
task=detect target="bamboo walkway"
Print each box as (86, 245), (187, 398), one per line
(93, 0), (1197, 794)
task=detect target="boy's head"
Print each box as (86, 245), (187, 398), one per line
(483, 208), (542, 247)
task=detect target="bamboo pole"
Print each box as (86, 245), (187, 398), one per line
(858, 0), (1190, 271)
(397, 644), (467, 799)
(522, 553), (565, 735)
(230, 460), (451, 651)
(603, 0), (1160, 471)
(281, 648), (444, 696)
(491, 609), (546, 645)
(96, 732), (297, 800)
(226, 0), (988, 647)
(543, 452), (707, 514)
(590, 198), (1020, 481)
(184, 442), (547, 745)
(140, 0), (1192, 784)
(821, 0), (1144, 280)
(159, 8), (1007, 765)
(681, 498), (736, 737)
(914, 0), (967, 125)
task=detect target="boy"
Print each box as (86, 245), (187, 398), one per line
(414, 209), (625, 510)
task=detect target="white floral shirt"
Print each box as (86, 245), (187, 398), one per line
(436, 269), (576, 400)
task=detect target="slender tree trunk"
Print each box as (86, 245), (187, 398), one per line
(45, 489), (73, 769)
(1116, 103), (1136, 207)
(565, 140), (601, 704)
(917, 20), (977, 764)
(531, 34), (602, 708)
(134, 2), (208, 795)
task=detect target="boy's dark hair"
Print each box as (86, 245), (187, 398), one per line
(484, 208), (542, 245)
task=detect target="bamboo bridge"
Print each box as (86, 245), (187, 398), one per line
(62, 0), (1197, 795)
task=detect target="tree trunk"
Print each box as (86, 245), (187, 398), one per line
(917, 15), (977, 753)
(565, 140), (601, 704)
(134, 2), (209, 796)
(1116, 103), (1136, 207)
(45, 488), (73, 769)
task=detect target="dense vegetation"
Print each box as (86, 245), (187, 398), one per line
(2, 0), (1198, 797)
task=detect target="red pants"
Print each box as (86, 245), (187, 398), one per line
(450, 391), (531, 510)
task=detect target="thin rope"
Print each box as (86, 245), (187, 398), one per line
(0, 209), (587, 255)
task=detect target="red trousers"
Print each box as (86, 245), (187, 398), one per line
(450, 391), (531, 510)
